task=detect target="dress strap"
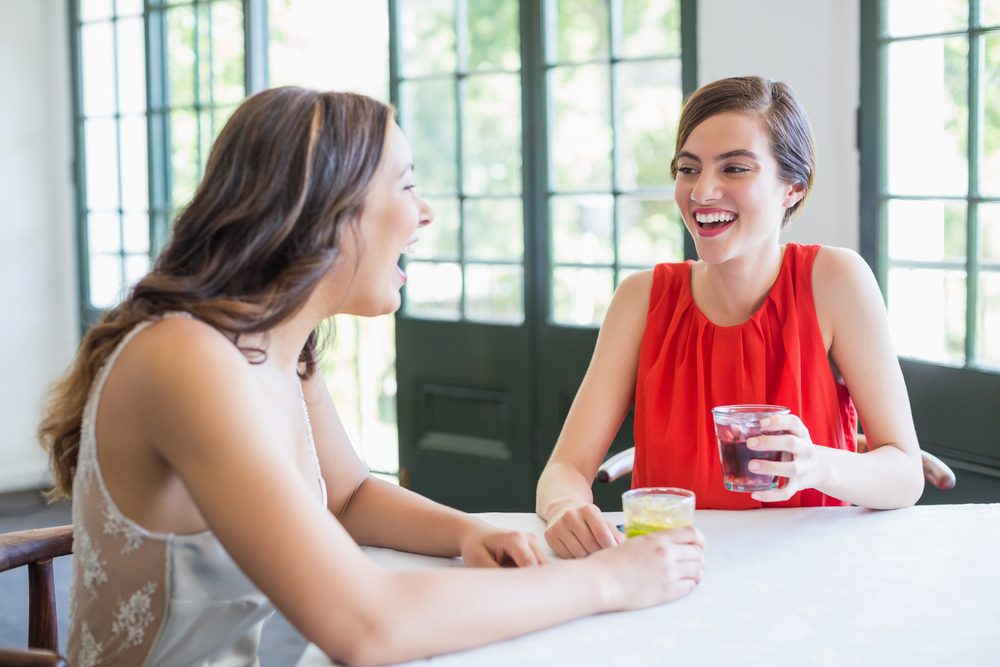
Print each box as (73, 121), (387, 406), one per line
(297, 380), (329, 508)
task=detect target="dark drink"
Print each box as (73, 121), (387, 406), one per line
(711, 404), (792, 493)
(718, 439), (791, 492)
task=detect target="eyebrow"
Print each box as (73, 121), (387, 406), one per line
(676, 149), (760, 163)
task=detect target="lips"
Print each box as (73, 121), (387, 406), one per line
(692, 209), (737, 238)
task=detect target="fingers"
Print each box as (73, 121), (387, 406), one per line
(494, 532), (547, 568)
(606, 520), (626, 546)
(544, 504), (616, 558)
(760, 414), (810, 440)
(663, 526), (706, 550)
(751, 484), (798, 502)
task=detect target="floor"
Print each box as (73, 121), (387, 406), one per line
(0, 489), (308, 665)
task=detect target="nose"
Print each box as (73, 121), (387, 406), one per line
(689, 171), (722, 204)
(418, 195), (434, 227)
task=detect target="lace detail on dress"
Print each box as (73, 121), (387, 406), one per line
(76, 529), (109, 595)
(103, 502), (145, 554)
(78, 623), (103, 667)
(111, 582), (158, 650)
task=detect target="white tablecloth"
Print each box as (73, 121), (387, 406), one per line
(296, 505), (1000, 666)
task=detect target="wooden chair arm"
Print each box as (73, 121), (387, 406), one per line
(0, 647), (67, 667)
(0, 526), (73, 573)
(0, 525), (73, 655)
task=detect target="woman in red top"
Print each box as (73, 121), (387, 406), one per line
(537, 76), (924, 558)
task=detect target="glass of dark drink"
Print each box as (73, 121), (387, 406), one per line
(711, 405), (791, 492)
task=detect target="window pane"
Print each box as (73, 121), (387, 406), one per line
(616, 59), (682, 189)
(464, 199), (524, 261)
(981, 203), (1000, 262)
(116, 0), (143, 17)
(268, 0), (389, 98)
(85, 118), (120, 211)
(89, 253), (123, 308)
(116, 17), (146, 115)
(468, 0), (520, 71)
(887, 37), (968, 196)
(888, 267), (966, 364)
(978, 270), (1000, 367)
(123, 212), (149, 254)
(412, 196), (459, 260)
(404, 261), (462, 319)
(552, 266), (614, 326)
(323, 315), (399, 473)
(87, 212), (120, 254)
(550, 0), (609, 63)
(465, 264), (524, 324)
(125, 254), (150, 286)
(463, 73), (522, 194)
(885, 0), (967, 37)
(120, 115), (149, 212)
(401, 80), (457, 194)
(550, 65), (611, 190)
(80, 0), (113, 22)
(981, 32), (1000, 196)
(617, 196), (684, 266)
(81, 21), (115, 116)
(985, 0), (1000, 26)
(399, 0), (455, 77)
(170, 110), (199, 207)
(551, 195), (614, 264)
(976, 271), (1000, 369)
(886, 199), (966, 262)
(209, 0), (245, 105)
(167, 6), (196, 108)
(620, 0), (681, 58)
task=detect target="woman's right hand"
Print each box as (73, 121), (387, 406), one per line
(590, 526), (706, 611)
(543, 501), (625, 558)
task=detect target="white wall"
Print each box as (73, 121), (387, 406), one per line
(698, 0), (860, 251)
(0, 0), (78, 491)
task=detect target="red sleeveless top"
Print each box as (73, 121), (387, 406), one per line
(632, 243), (856, 509)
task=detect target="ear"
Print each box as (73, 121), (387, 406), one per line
(783, 182), (805, 208)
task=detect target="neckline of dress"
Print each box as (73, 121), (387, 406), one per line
(684, 244), (791, 330)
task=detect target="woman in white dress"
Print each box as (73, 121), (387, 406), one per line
(39, 87), (705, 667)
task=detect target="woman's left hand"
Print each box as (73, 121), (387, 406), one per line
(747, 413), (829, 503)
(459, 525), (548, 568)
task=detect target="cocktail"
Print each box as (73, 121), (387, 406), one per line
(712, 405), (791, 492)
(622, 487), (695, 538)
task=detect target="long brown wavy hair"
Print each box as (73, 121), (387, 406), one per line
(669, 76), (816, 225)
(39, 87), (393, 499)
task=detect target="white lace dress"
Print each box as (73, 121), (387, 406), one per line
(67, 315), (327, 666)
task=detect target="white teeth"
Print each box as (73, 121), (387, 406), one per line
(694, 212), (736, 224)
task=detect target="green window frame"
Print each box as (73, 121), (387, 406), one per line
(860, 0), (1000, 491)
(70, 0), (268, 328)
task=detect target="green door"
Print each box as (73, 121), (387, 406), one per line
(393, 0), (695, 511)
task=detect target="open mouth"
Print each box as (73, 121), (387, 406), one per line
(694, 211), (737, 237)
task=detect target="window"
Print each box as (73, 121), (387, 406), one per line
(70, 0), (693, 486)
(860, 0), (1000, 495)
(865, 0), (1000, 368)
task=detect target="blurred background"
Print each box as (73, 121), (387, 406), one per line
(2, 0), (998, 511)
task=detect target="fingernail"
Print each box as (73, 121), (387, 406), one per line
(746, 438), (757, 449)
(760, 417), (771, 427)
(748, 461), (760, 471)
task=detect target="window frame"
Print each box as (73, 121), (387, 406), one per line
(859, 0), (1000, 485)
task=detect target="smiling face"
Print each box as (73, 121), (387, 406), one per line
(333, 122), (433, 317)
(673, 111), (804, 265)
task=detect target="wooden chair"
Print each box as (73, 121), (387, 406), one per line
(597, 436), (957, 490)
(0, 524), (73, 667)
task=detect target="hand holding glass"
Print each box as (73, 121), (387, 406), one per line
(712, 404), (791, 492)
(622, 487), (695, 538)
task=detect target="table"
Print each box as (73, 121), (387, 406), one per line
(296, 505), (1000, 666)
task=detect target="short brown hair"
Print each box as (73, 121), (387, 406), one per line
(670, 76), (815, 225)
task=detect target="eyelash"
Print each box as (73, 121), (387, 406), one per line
(676, 165), (750, 176)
